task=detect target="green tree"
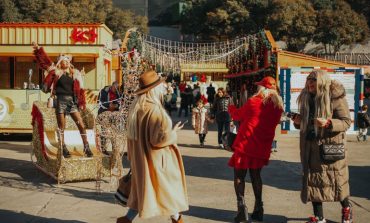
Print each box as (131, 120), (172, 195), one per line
(313, 0), (369, 53)
(105, 8), (148, 40)
(39, 0), (68, 23)
(67, 0), (106, 23)
(180, 0), (209, 40)
(244, 0), (271, 32)
(15, 0), (44, 22)
(346, 0), (370, 27)
(0, 0), (22, 22)
(311, 0), (335, 10)
(268, 0), (317, 52)
(206, 0), (250, 40)
(181, 0), (252, 40)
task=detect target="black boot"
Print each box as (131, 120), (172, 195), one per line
(251, 201), (264, 221)
(234, 199), (248, 223)
(62, 144), (71, 158)
(83, 144), (93, 157)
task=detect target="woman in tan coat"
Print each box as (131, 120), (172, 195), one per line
(292, 70), (353, 223)
(116, 70), (188, 223)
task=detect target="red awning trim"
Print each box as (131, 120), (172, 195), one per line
(225, 67), (267, 78)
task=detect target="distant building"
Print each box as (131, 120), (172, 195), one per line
(113, 0), (182, 41)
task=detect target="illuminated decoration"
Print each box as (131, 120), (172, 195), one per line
(95, 48), (147, 189)
(98, 30), (276, 189)
(70, 27), (97, 43)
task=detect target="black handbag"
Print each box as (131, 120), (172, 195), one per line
(222, 132), (237, 152)
(320, 143), (345, 161)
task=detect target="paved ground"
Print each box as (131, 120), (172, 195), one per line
(0, 117), (370, 223)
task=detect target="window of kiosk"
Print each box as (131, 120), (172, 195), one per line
(15, 57), (40, 89)
(73, 57), (96, 89)
(0, 57), (10, 89)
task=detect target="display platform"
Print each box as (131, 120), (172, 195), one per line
(31, 101), (111, 183)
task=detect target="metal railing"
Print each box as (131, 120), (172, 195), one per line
(309, 53), (370, 65)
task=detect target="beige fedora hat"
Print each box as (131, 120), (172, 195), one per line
(135, 70), (166, 95)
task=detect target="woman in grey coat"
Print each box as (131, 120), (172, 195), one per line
(292, 70), (353, 223)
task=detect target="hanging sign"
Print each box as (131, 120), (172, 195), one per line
(70, 28), (97, 43)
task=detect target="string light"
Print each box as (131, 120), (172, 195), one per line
(97, 30), (275, 190)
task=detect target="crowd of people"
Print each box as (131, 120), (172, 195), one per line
(113, 70), (354, 223)
(34, 45), (356, 223)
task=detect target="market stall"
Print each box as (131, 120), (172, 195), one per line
(0, 22), (119, 133)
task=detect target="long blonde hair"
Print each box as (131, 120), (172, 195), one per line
(253, 86), (284, 110)
(297, 70), (332, 133)
(127, 83), (167, 140)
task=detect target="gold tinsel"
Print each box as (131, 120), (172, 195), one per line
(31, 102), (110, 184)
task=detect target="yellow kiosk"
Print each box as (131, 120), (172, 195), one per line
(0, 22), (119, 134)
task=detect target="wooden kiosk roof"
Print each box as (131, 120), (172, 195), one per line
(278, 50), (359, 68)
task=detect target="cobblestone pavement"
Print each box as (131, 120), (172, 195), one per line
(0, 117), (369, 223)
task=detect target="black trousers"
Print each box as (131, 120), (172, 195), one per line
(198, 134), (206, 143)
(217, 121), (230, 144)
(178, 106), (188, 117)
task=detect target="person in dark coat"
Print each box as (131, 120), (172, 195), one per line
(357, 104), (370, 141)
(212, 88), (232, 148)
(178, 86), (191, 117)
(98, 81), (120, 114)
(206, 83), (216, 104)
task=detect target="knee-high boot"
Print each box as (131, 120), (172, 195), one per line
(234, 198), (248, 223)
(251, 200), (264, 221)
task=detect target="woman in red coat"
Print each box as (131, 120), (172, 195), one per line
(228, 76), (283, 222)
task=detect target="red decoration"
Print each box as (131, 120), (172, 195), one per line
(200, 74), (207, 82)
(31, 105), (48, 161)
(70, 28), (97, 43)
(200, 94), (208, 104)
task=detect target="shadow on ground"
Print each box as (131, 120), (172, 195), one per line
(0, 156), (115, 204)
(0, 133), (32, 141)
(182, 155), (302, 191)
(185, 205), (287, 223)
(287, 217), (339, 223)
(170, 113), (219, 132)
(178, 143), (220, 150)
(0, 141), (32, 154)
(349, 165), (370, 200)
(0, 209), (86, 223)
